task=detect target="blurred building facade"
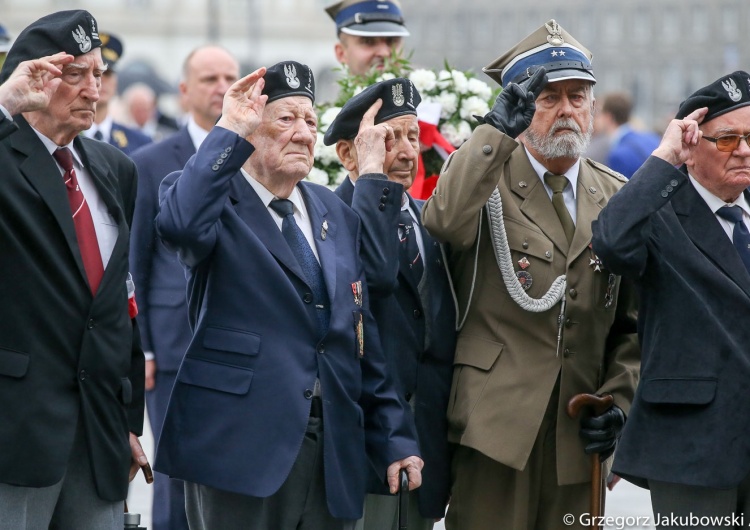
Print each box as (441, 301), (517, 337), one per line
(1, 0), (747, 129)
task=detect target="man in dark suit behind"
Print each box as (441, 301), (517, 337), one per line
(325, 78), (455, 529)
(0, 10), (147, 529)
(154, 61), (422, 530)
(129, 44), (239, 530)
(593, 71), (750, 525)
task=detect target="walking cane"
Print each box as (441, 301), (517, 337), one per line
(398, 469), (409, 530)
(566, 393), (614, 530)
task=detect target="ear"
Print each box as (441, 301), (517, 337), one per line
(334, 41), (347, 65)
(336, 140), (359, 173)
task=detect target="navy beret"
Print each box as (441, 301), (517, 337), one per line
(262, 61), (315, 104)
(99, 32), (123, 72)
(675, 71), (750, 123)
(0, 10), (101, 83)
(323, 77), (420, 145)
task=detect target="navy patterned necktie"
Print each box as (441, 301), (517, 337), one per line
(716, 205), (750, 273)
(269, 199), (330, 335)
(399, 209), (424, 284)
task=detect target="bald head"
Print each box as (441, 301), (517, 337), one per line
(180, 45), (239, 131)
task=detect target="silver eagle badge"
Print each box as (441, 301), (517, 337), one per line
(392, 83), (405, 107)
(284, 64), (300, 89)
(722, 78), (742, 103)
(72, 25), (92, 53)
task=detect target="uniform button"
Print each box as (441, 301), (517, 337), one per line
(666, 185), (673, 192)
(522, 241), (529, 249)
(317, 344), (325, 354)
(216, 158), (224, 165)
(304, 389), (313, 399)
(563, 348), (572, 358)
(518, 181), (528, 188)
(545, 251), (552, 258)
(413, 309), (421, 318)
(220, 152), (228, 159)
(589, 186), (597, 194)
(87, 319), (95, 329)
(303, 293), (313, 303)
(482, 145), (492, 154)
(380, 195), (388, 203)
(382, 187), (390, 195)
(670, 179), (679, 187)
(661, 190), (669, 198)
(225, 147), (232, 153)
(79, 370), (87, 381)
(569, 288), (577, 298)
(378, 204), (386, 211)
(212, 164), (220, 171)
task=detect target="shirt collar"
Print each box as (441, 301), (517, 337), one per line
(30, 125), (84, 168)
(241, 168), (309, 221)
(187, 115), (211, 151)
(689, 173), (750, 217)
(524, 146), (580, 196)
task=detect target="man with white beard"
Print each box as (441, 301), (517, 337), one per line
(421, 19), (640, 530)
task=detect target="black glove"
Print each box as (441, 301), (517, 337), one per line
(479, 66), (548, 139)
(579, 404), (625, 462)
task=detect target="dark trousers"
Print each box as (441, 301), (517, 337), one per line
(649, 473), (750, 529)
(147, 370), (189, 530)
(185, 411), (355, 530)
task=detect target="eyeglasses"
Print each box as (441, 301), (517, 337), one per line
(702, 133), (750, 152)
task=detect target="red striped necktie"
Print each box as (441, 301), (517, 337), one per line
(52, 147), (104, 295)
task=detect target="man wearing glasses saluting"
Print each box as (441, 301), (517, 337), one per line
(593, 70), (750, 525)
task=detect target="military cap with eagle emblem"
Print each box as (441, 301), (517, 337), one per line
(0, 10), (101, 83)
(261, 61), (315, 104)
(676, 70), (750, 123)
(99, 32), (123, 72)
(323, 77), (420, 145)
(483, 19), (595, 88)
(325, 0), (409, 38)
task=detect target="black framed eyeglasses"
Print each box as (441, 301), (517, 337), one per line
(702, 133), (750, 152)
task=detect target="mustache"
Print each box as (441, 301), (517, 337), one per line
(548, 118), (582, 136)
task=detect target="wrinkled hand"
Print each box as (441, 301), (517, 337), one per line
(353, 98), (394, 178)
(652, 107), (707, 167)
(481, 66), (548, 139)
(386, 455), (423, 494)
(145, 359), (156, 391)
(129, 433), (153, 483)
(216, 67), (268, 139)
(0, 52), (74, 115)
(579, 404), (625, 462)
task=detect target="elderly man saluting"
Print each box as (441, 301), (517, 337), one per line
(154, 62), (422, 530)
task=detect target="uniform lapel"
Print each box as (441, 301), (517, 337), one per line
(674, 185), (750, 298)
(12, 118), (88, 284)
(569, 164), (607, 265)
(299, 183), (337, 305)
(508, 151), (569, 256)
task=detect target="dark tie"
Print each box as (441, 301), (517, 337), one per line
(53, 147), (104, 294)
(93, 129), (104, 141)
(716, 205), (750, 273)
(544, 172), (576, 244)
(399, 209), (424, 284)
(269, 199), (330, 335)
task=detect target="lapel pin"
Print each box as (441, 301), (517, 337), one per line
(321, 219), (328, 240)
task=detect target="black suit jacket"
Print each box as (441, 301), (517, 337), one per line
(593, 156), (750, 488)
(0, 114), (144, 501)
(130, 127), (195, 371)
(337, 176), (455, 518)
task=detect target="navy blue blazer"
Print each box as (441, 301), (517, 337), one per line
(130, 127), (195, 371)
(153, 127), (420, 519)
(592, 156), (750, 488)
(336, 176), (455, 519)
(109, 121), (152, 156)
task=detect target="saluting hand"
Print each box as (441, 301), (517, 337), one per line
(482, 66), (548, 139)
(0, 52), (75, 115)
(352, 98), (395, 178)
(652, 107), (707, 167)
(216, 67), (268, 139)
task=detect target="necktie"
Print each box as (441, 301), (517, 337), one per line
(93, 129), (104, 141)
(716, 205), (750, 273)
(544, 172), (576, 244)
(53, 148), (104, 294)
(399, 209), (424, 284)
(269, 199), (330, 335)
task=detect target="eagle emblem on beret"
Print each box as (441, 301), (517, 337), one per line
(284, 64), (300, 89)
(722, 78), (742, 103)
(72, 25), (92, 54)
(392, 83), (405, 107)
